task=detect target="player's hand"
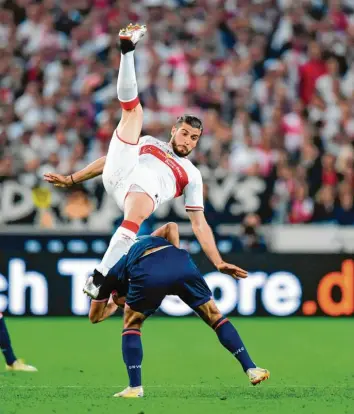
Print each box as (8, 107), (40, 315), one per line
(216, 261), (248, 280)
(111, 291), (126, 309)
(43, 173), (73, 188)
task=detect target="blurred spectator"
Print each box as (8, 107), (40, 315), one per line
(61, 187), (94, 226)
(288, 181), (314, 224)
(238, 213), (268, 253)
(299, 42), (327, 105)
(321, 153), (339, 187)
(334, 191), (354, 225)
(270, 164), (295, 224)
(312, 185), (336, 223)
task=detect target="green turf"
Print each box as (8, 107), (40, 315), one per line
(0, 317), (353, 414)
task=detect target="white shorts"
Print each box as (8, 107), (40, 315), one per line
(102, 131), (161, 212)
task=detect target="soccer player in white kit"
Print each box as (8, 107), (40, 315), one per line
(44, 24), (247, 299)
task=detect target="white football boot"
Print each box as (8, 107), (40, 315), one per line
(6, 359), (38, 372)
(113, 386), (144, 398)
(246, 367), (270, 385)
(119, 23), (147, 45)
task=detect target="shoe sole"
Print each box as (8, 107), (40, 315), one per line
(251, 370), (270, 386)
(113, 394), (144, 398)
(119, 26), (146, 42)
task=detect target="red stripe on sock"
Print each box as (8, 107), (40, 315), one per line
(122, 331), (142, 336)
(214, 318), (229, 331)
(120, 97), (140, 110)
(121, 220), (139, 234)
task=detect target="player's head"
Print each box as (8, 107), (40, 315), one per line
(170, 115), (203, 157)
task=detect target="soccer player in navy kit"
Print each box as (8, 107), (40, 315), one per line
(88, 223), (270, 398)
(0, 313), (37, 372)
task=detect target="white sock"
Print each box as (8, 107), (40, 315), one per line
(96, 226), (136, 276)
(117, 51), (138, 102)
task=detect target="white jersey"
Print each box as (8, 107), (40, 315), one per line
(102, 131), (204, 212)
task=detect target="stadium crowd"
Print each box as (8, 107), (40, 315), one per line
(0, 0), (353, 228)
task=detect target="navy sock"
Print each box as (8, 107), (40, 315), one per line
(0, 315), (17, 365)
(122, 329), (143, 387)
(214, 317), (256, 372)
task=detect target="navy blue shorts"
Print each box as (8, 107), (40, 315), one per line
(126, 246), (212, 316)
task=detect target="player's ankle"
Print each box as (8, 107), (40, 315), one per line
(93, 270), (105, 285)
(120, 39), (135, 55)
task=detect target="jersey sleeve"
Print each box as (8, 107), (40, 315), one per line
(139, 135), (153, 146)
(184, 169), (204, 211)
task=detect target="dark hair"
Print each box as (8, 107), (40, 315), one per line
(175, 115), (203, 135)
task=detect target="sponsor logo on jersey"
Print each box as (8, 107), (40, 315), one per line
(140, 145), (189, 197)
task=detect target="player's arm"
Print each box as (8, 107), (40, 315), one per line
(89, 295), (119, 324)
(187, 210), (247, 280)
(184, 169), (247, 280)
(43, 156), (106, 188)
(151, 222), (180, 248)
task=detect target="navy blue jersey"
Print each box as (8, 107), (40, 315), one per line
(98, 236), (212, 314)
(108, 235), (172, 284)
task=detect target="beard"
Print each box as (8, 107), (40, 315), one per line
(170, 134), (192, 157)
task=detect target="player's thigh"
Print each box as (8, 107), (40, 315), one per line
(177, 273), (213, 317)
(102, 134), (140, 194)
(126, 276), (166, 320)
(117, 104), (143, 145)
(124, 191), (155, 224)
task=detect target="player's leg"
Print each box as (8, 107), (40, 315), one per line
(85, 191), (154, 299)
(96, 192), (154, 274)
(0, 313), (37, 372)
(195, 300), (270, 385)
(114, 259), (167, 398)
(0, 313), (16, 366)
(113, 304), (147, 398)
(103, 23), (146, 178)
(116, 23), (146, 144)
(176, 256), (270, 385)
(83, 25), (151, 299)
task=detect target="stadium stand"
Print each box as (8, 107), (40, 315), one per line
(0, 0), (353, 229)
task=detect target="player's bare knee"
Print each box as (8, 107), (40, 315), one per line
(124, 193), (154, 222)
(196, 300), (223, 327)
(166, 222), (178, 233)
(123, 304), (145, 329)
(89, 312), (99, 324)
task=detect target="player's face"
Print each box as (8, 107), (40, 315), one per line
(170, 123), (202, 157)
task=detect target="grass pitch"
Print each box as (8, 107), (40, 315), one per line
(0, 317), (353, 414)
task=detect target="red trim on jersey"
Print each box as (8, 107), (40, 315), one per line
(139, 145), (189, 197)
(122, 330), (142, 336)
(185, 206), (204, 211)
(115, 129), (139, 145)
(120, 96), (140, 110)
(214, 318), (229, 331)
(121, 220), (139, 234)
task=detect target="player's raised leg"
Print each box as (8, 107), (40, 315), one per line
(115, 23), (146, 144)
(84, 24), (151, 299)
(0, 313), (37, 372)
(196, 300), (270, 385)
(113, 304), (147, 398)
